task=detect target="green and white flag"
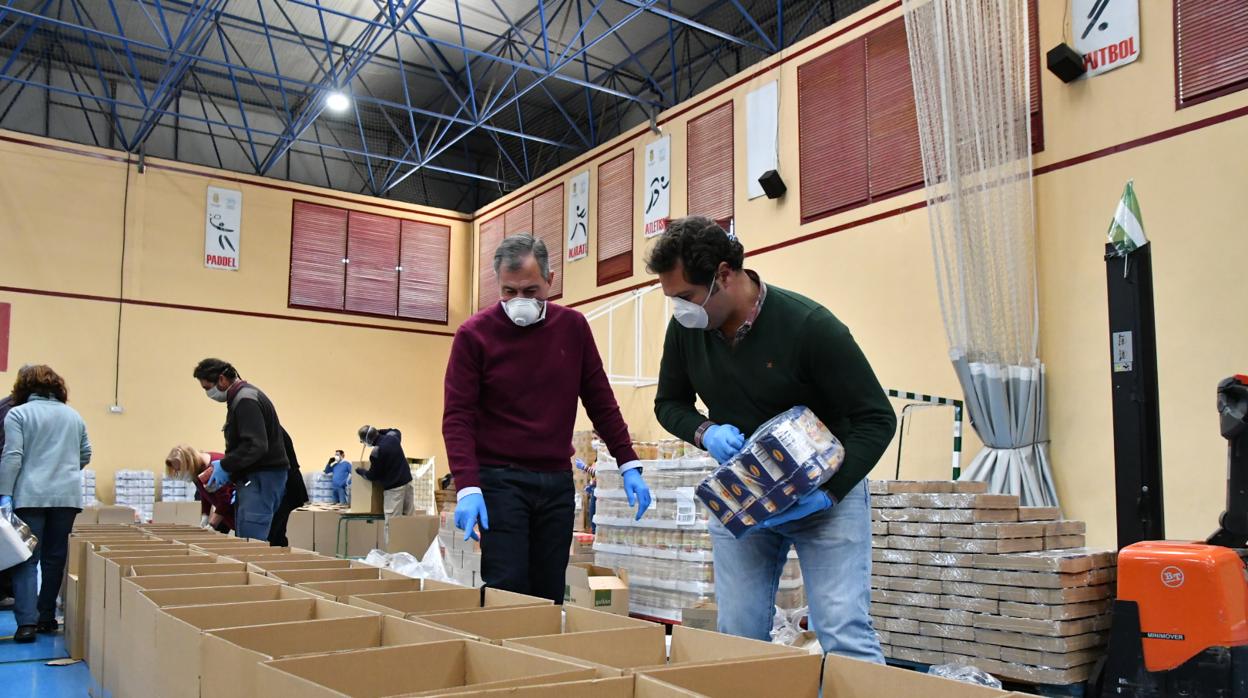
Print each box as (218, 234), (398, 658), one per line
(1107, 180), (1148, 255)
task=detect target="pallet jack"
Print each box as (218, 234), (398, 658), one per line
(1096, 242), (1248, 696)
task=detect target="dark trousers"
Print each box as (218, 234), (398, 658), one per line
(479, 467), (574, 604)
(12, 507), (77, 626)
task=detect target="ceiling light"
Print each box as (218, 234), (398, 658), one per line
(325, 91), (350, 112)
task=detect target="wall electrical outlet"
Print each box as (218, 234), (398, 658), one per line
(108, 405), (124, 414)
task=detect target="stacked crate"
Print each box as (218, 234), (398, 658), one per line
(80, 469), (97, 508)
(159, 477), (195, 502)
(114, 470), (156, 522)
(869, 480), (1114, 685)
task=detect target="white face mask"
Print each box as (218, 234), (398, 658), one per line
(502, 297), (547, 327)
(205, 385), (228, 403)
(672, 279), (716, 330)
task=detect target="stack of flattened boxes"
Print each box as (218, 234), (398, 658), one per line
(868, 480), (1114, 685)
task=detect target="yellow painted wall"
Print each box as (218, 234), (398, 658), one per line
(472, 1), (1248, 549)
(0, 133), (473, 505)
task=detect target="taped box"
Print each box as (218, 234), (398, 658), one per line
(940, 522), (1047, 539)
(870, 493), (1020, 510)
(997, 583), (1113, 605)
(973, 628), (1109, 653)
(873, 507), (1020, 523)
(971, 612), (1114, 637)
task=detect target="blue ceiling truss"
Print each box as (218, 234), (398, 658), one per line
(0, 0), (872, 211)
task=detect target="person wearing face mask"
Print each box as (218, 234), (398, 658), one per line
(323, 450), (351, 504)
(648, 217), (896, 663)
(165, 445), (234, 532)
(192, 358), (290, 541)
(355, 425), (414, 530)
(442, 234), (652, 603)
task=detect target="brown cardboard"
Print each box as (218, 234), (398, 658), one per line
(996, 583), (1113, 605)
(638, 654), (822, 697)
(268, 566), (402, 584)
(972, 628), (1109, 653)
(349, 460), (385, 514)
(420, 675), (699, 698)
(295, 577), (447, 602)
(680, 604), (717, 632)
(67, 534), (154, 577)
(256, 640), (598, 697)
(1017, 506), (1061, 521)
(201, 615), (468, 697)
(997, 599), (1113, 621)
(65, 573), (85, 659)
(871, 493), (1020, 509)
(419, 604), (655, 643)
(287, 508), (315, 549)
(308, 508), (383, 555)
(118, 576), (310, 698)
(564, 563), (629, 615)
(348, 587), (551, 617)
(503, 627), (667, 676)
(874, 507), (1020, 523)
(248, 559), (358, 575)
(153, 501), (203, 524)
(821, 652), (1014, 698)
(91, 505), (139, 524)
(153, 597), (377, 698)
(385, 514), (440, 554)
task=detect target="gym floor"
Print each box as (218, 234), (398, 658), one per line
(0, 609), (90, 696)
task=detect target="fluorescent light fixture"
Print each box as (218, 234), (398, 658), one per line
(325, 91), (350, 112)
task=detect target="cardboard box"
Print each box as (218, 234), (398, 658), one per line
(635, 654), (823, 697)
(422, 674), (701, 698)
(681, 604), (718, 632)
(418, 604), (656, 643)
(153, 501), (203, 525)
(564, 564), (629, 615)
(65, 573), (85, 659)
(202, 615), (470, 697)
(350, 460), (385, 514)
(118, 573), (303, 698)
(78, 505), (138, 525)
(286, 508), (315, 550)
(268, 566), (403, 584)
(256, 640), (598, 697)
(309, 508), (384, 556)
(385, 514), (440, 555)
(347, 587), (551, 617)
(153, 597), (377, 698)
(248, 559), (358, 575)
(296, 577), (455, 602)
(67, 534), (154, 577)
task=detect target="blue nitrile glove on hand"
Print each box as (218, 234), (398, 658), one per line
(0, 495), (11, 510)
(758, 490), (834, 530)
(703, 424), (745, 463)
(622, 468), (652, 521)
(207, 460), (229, 489)
(454, 493), (489, 542)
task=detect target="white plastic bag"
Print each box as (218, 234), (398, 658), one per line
(927, 663), (1003, 689)
(0, 507), (37, 571)
(362, 539), (454, 585)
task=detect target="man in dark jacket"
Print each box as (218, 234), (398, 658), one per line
(267, 428), (309, 547)
(357, 425), (413, 530)
(193, 358), (289, 541)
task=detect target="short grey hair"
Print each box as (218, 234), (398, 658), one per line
(493, 234), (549, 278)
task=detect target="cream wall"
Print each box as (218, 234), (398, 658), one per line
(0, 134), (473, 505)
(472, 1), (1248, 548)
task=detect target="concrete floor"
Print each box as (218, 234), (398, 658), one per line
(0, 609), (91, 696)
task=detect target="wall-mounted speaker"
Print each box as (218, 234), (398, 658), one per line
(758, 170), (786, 199)
(1047, 43), (1086, 84)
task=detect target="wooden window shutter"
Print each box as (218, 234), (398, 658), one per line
(398, 220), (450, 323)
(798, 39), (868, 223)
(289, 201), (347, 310)
(687, 102), (735, 220)
(533, 186), (564, 297)
(344, 211), (400, 316)
(866, 19), (923, 198)
(1176, 0), (1248, 107)
(504, 200), (534, 235)
(597, 150), (634, 285)
(478, 215), (504, 310)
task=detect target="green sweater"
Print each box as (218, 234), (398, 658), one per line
(654, 284), (897, 501)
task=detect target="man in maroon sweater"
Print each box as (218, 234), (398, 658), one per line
(443, 234), (651, 602)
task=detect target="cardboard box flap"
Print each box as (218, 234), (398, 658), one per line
(639, 654), (822, 697)
(820, 653), (1014, 698)
(128, 562), (247, 576)
(270, 567), (397, 584)
(437, 675), (701, 698)
(505, 626), (667, 671)
(564, 606), (657, 634)
(565, 564), (628, 588)
(163, 597), (375, 630)
(140, 583), (306, 607)
(296, 578), (426, 602)
(385, 515), (440, 555)
(249, 560), (356, 574)
(349, 588), (482, 616)
(667, 626), (805, 665)
(222, 552), (329, 564)
(419, 606), (564, 641)
(206, 615), (384, 658)
(380, 615), (473, 644)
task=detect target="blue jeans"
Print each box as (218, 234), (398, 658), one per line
(709, 479), (882, 662)
(331, 484), (349, 504)
(233, 468), (288, 541)
(11, 507), (77, 627)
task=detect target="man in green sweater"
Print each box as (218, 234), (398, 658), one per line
(649, 216), (896, 661)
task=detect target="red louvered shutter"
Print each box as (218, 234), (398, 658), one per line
(478, 215), (505, 310)
(1029, 0), (1044, 151)
(398, 220), (449, 323)
(533, 186), (564, 297)
(687, 102), (735, 221)
(1176, 0), (1248, 107)
(798, 39), (868, 223)
(597, 150), (635, 285)
(505, 200), (534, 236)
(344, 211), (399, 316)
(289, 201), (347, 310)
(866, 20), (922, 198)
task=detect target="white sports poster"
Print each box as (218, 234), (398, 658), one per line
(566, 170), (590, 262)
(1072, 0), (1139, 77)
(746, 80), (779, 199)
(643, 135), (671, 238)
(204, 186), (242, 270)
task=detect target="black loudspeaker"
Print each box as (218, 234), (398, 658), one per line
(758, 169), (786, 199)
(1047, 43), (1086, 83)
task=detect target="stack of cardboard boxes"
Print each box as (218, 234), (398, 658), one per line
(869, 480), (1114, 685)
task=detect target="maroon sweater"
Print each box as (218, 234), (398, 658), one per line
(443, 302), (639, 490)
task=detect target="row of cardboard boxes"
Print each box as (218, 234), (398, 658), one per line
(68, 521), (1038, 697)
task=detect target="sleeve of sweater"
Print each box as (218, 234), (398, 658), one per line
(577, 315), (640, 465)
(654, 320), (705, 445)
(0, 411), (23, 496)
(801, 310), (897, 501)
(220, 399), (268, 474)
(442, 327), (484, 490)
(79, 417), (92, 467)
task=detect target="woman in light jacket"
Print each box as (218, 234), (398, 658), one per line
(0, 365), (91, 643)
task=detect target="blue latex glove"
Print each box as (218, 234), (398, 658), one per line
(0, 495), (11, 510)
(758, 490), (834, 530)
(622, 469), (652, 521)
(207, 460), (229, 489)
(454, 493), (490, 542)
(703, 424), (746, 463)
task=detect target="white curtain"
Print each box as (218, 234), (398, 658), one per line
(904, 0), (1058, 506)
